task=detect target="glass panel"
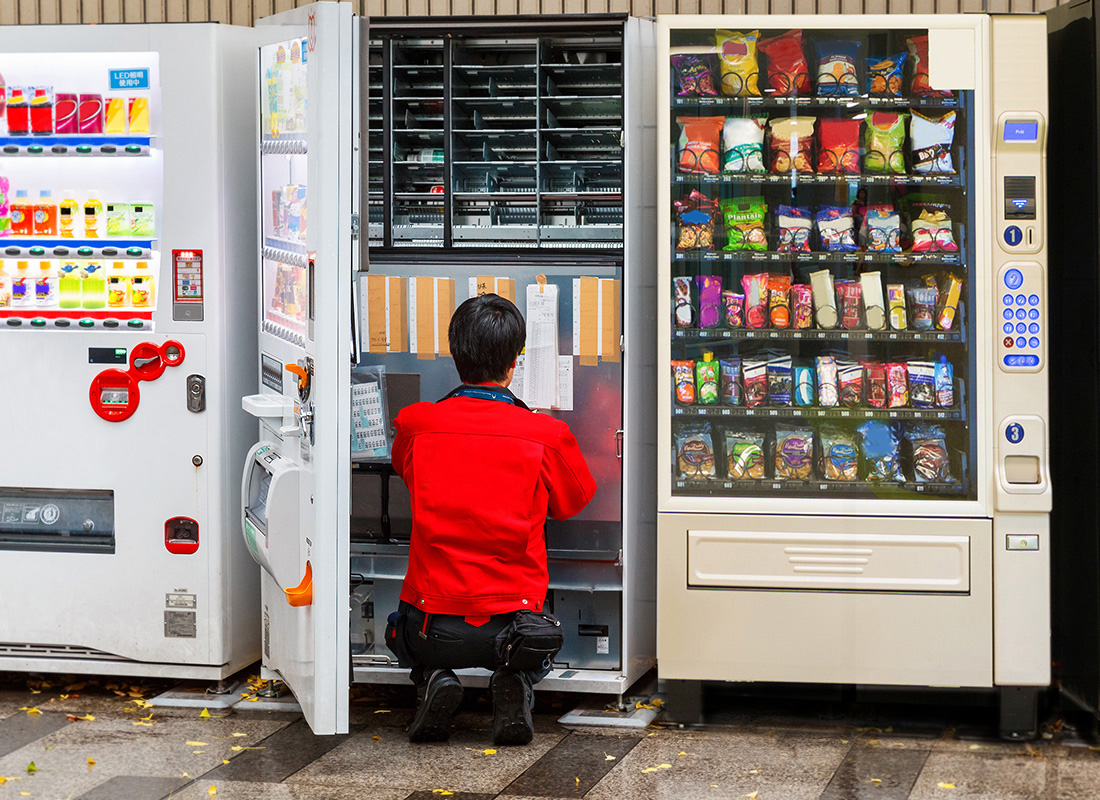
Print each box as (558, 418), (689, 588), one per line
(668, 27), (976, 501)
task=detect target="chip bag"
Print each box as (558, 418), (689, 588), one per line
(775, 424), (814, 480)
(863, 112), (908, 174)
(716, 30), (761, 97)
(697, 353), (720, 405)
(839, 361), (863, 407)
(819, 426), (859, 481)
(908, 360), (935, 409)
(816, 206), (858, 253)
(907, 284), (937, 331)
(673, 359), (695, 404)
(907, 35), (952, 98)
(676, 422), (717, 479)
(696, 274), (722, 329)
(911, 208), (958, 253)
(866, 52), (907, 97)
(722, 290), (744, 328)
(671, 52), (718, 97)
(767, 355), (793, 406)
(817, 355), (839, 407)
(725, 428), (766, 480)
(722, 197), (768, 251)
(673, 276), (694, 328)
(742, 358), (769, 407)
(758, 29), (811, 96)
(675, 189), (719, 251)
(720, 357), (743, 405)
(768, 116), (816, 174)
(865, 362), (887, 408)
(794, 365), (815, 405)
(817, 118), (861, 174)
(792, 284), (813, 329)
(905, 422), (955, 483)
(861, 205), (901, 253)
(768, 274), (793, 327)
(776, 205), (812, 253)
(741, 272), (769, 329)
(911, 110), (956, 174)
(677, 116), (724, 175)
(858, 420), (904, 482)
(722, 116), (767, 174)
(815, 40), (860, 97)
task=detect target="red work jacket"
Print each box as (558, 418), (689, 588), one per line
(391, 385), (596, 616)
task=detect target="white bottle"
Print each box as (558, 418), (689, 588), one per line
(35, 260), (57, 308)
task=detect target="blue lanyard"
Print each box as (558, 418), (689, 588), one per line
(441, 384), (528, 409)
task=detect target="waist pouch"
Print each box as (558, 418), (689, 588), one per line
(384, 609), (413, 667)
(493, 611), (563, 671)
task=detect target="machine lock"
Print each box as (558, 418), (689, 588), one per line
(186, 374), (206, 413)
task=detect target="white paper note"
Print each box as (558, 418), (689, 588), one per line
(524, 283), (559, 410)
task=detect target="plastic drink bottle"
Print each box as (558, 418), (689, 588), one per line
(10, 190), (31, 236)
(81, 261), (106, 309)
(35, 260), (56, 307)
(59, 192), (79, 238)
(107, 261), (129, 308)
(130, 261), (154, 307)
(130, 203), (154, 237)
(57, 261), (83, 309)
(105, 202), (127, 237)
(0, 261), (11, 308)
(29, 87), (53, 135)
(0, 176), (11, 237)
(11, 261), (32, 307)
(6, 88), (29, 136)
(33, 190), (57, 236)
(83, 195), (103, 238)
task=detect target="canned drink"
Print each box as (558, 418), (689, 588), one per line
(78, 94), (104, 134)
(55, 93), (78, 134)
(128, 97), (149, 134)
(105, 97), (127, 134)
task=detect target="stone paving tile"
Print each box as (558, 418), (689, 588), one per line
(73, 774), (190, 800)
(0, 708), (72, 758)
(909, 752), (1056, 799)
(169, 779), (412, 799)
(818, 743), (930, 800)
(499, 730), (640, 797)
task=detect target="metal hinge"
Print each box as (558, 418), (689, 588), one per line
(615, 429), (624, 459)
(351, 213), (360, 241)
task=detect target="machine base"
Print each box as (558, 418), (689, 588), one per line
(999, 685), (1041, 740)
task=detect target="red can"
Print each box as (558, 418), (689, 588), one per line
(78, 94), (103, 134)
(54, 93), (77, 134)
(6, 87), (28, 136)
(30, 87), (53, 135)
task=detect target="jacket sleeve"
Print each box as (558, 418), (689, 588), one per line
(390, 412), (411, 483)
(543, 422), (597, 520)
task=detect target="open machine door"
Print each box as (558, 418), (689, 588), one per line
(242, 2), (356, 734)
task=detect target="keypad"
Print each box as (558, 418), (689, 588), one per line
(1000, 266), (1042, 368)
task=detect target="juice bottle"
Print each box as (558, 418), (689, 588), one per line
(11, 261), (32, 307)
(81, 261), (106, 309)
(130, 261), (154, 307)
(30, 87), (54, 135)
(59, 192), (80, 238)
(105, 202), (127, 237)
(10, 190), (32, 236)
(0, 261), (11, 308)
(57, 261), (84, 309)
(107, 262), (129, 308)
(0, 176), (11, 237)
(83, 195), (103, 238)
(6, 88), (29, 136)
(35, 260), (56, 307)
(130, 203), (154, 237)
(33, 190), (57, 237)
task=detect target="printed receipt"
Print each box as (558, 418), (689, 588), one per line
(523, 282), (559, 410)
(513, 355), (573, 412)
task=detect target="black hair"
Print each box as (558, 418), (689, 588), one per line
(448, 293), (526, 384)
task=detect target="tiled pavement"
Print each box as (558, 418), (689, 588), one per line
(1, 673), (1099, 800)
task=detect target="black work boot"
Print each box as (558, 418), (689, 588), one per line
(491, 669), (534, 745)
(407, 668), (463, 742)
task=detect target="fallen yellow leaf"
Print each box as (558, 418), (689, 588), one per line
(374, 709), (391, 714)
(652, 698), (664, 707)
(741, 793), (758, 799)
(59, 695), (69, 700)
(193, 751), (206, 755)
(222, 760), (230, 765)
(19, 792), (30, 796)
(939, 783), (956, 789)
(187, 741), (208, 747)
(208, 786), (217, 797)
(605, 754), (616, 761)
(482, 749), (497, 755)
(372, 736), (381, 742)
(575, 778), (580, 786)
(646, 732), (657, 737)
(658, 764), (672, 769)
(431, 792), (454, 797)
(969, 744), (982, 750)
(231, 732), (248, 737)
(19, 708), (41, 716)
(641, 768), (658, 773)
(182, 773), (191, 778)
(870, 778), (882, 785)
(749, 768), (760, 775)
(24, 763), (37, 774)
(199, 708), (211, 719)
(87, 757), (96, 768)
(67, 714), (95, 722)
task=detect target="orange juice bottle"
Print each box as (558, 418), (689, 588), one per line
(107, 261), (129, 308)
(130, 261), (154, 307)
(59, 191), (80, 238)
(33, 190), (57, 236)
(10, 190), (32, 236)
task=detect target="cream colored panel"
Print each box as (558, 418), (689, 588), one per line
(929, 27), (976, 90)
(103, 0), (125, 22)
(60, 0), (80, 21)
(40, 0), (60, 23)
(688, 530), (970, 592)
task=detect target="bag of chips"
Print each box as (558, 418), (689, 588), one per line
(725, 428), (766, 480)
(768, 355), (793, 406)
(775, 424), (814, 480)
(935, 358), (954, 408)
(722, 117), (767, 174)
(720, 358), (742, 406)
(815, 40), (860, 97)
(741, 272), (769, 329)
(742, 358), (768, 407)
(671, 52), (718, 97)
(887, 284), (907, 330)
(716, 30), (761, 97)
(911, 208), (958, 253)
(792, 284), (813, 329)
(907, 35), (952, 98)
(817, 118), (861, 174)
(865, 362), (887, 408)
(794, 365), (815, 406)
(673, 360), (695, 405)
(908, 360), (935, 409)
(839, 361), (863, 407)
(722, 197), (768, 252)
(776, 205), (812, 253)
(816, 206), (858, 253)
(674, 276), (695, 328)
(817, 355), (839, 407)
(886, 362), (909, 408)
(911, 110), (956, 174)
(866, 52), (906, 97)
(837, 280), (863, 329)
(697, 354), (720, 405)
(676, 422), (717, 479)
(722, 290), (744, 328)
(858, 420), (904, 482)
(905, 422), (955, 483)
(696, 275), (722, 329)
(907, 284), (937, 331)
(861, 205), (901, 253)
(675, 189), (719, 251)
(768, 273), (793, 327)
(677, 116), (724, 175)
(768, 117), (816, 174)
(863, 112), (908, 175)
(758, 29), (811, 96)
(819, 426), (859, 481)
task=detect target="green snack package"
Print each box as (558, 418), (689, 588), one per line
(863, 112), (908, 175)
(721, 197), (768, 251)
(696, 352), (720, 405)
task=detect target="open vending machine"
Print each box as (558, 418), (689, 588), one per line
(655, 14), (1050, 737)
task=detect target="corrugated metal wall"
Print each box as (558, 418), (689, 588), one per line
(0, 0), (1064, 28)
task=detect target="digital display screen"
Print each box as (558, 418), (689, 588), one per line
(89, 347), (127, 364)
(1004, 121), (1039, 142)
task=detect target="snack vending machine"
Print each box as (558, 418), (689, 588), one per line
(0, 23), (262, 679)
(655, 15), (1050, 737)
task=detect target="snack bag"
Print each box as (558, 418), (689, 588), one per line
(863, 112), (908, 175)
(935, 357), (954, 408)
(722, 290), (744, 328)
(905, 422), (955, 483)
(671, 52), (718, 97)
(768, 273), (793, 328)
(911, 208), (958, 253)
(839, 361), (863, 407)
(675, 189), (719, 250)
(674, 276), (695, 327)
(673, 360), (696, 404)
(886, 362), (909, 408)
(720, 358), (743, 405)
(908, 360), (936, 408)
(716, 30), (761, 97)
(697, 353), (720, 405)
(696, 274), (723, 329)
(742, 358), (769, 407)
(817, 118), (861, 174)
(858, 420), (904, 482)
(810, 269), (839, 329)
(907, 284), (937, 331)
(861, 205), (901, 253)
(725, 429), (767, 479)
(677, 116), (724, 174)
(776, 205), (812, 253)
(722, 117), (767, 174)
(676, 422), (717, 479)
(792, 284), (813, 329)
(865, 362), (887, 408)
(816, 206), (858, 253)
(907, 35), (952, 98)
(794, 365), (815, 406)
(767, 355), (793, 406)
(860, 272), (886, 331)
(775, 424), (814, 480)
(836, 280), (863, 329)
(722, 197), (768, 251)
(866, 52), (906, 97)
(911, 110), (956, 174)
(815, 40), (861, 97)
(819, 426), (859, 481)
(768, 117), (817, 174)
(741, 272), (769, 328)
(816, 355), (839, 407)
(936, 273), (963, 331)
(887, 284), (907, 330)
(758, 29), (811, 96)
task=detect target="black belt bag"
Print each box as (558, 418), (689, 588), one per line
(494, 611), (563, 671)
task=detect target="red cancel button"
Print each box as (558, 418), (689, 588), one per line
(1003, 336), (1014, 348)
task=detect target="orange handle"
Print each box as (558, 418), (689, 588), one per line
(284, 561), (313, 607)
(285, 363), (309, 391)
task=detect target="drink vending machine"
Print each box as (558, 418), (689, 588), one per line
(240, 6), (657, 735)
(0, 23), (263, 679)
(654, 14), (1050, 737)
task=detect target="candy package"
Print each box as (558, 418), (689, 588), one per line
(886, 362), (909, 408)
(794, 365), (815, 406)
(911, 208), (958, 253)
(741, 272), (769, 328)
(817, 118), (861, 174)
(907, 284), (937, 331)
(722, 290), (744, 328)
(810, 269), (839, 329)
(676, 422), (717, 479)
(768, 273), (792, 328)
(908, 360), (935, 409)
(725, 429), (767, 480)
(887, 284), (907, 330)
(767, 355), (793, 406)
(865, 362), (887, 408)
(911, 110), (956, 174)
(671, 52), (718, 97)
(716, 30), (761, 97)
(673, 360), (696, 404)
(906, 422), (955, 483)
(816, 206), (858, 253)
(836, 361), (861, 407)
(866, 52), (906, 97)
(722, 197), (768, 251)
(768, 117), (816, 174)
(863, 112), (908, 175)
(720, 357), (743, 406)
(819, 426), (859, 481)
(837, 280), (863, 329)
(775, 424), (814, 480)
(776, 205), (812, 253)
(742, 358), (769, 407)
(722, 116), (767, 174)
(860, 272), (886, 330)
(792, 284), (813, 329)
(675, 189), (719, 250)
(935, 358), (954, 408)
(817, 355), (839, 407)
(697, 354), (720, 405)
(696, 275), (723, 329)
(815, 40), (860, 97)
(861, 205), (901, 253)
(936, 273), (963, 331)
(907, 35), (952, 98)
(858, 420), (904, 482)
(674, 276), (695, 327)
(758, 29), (811, 96)
(677, 116), (724, 174)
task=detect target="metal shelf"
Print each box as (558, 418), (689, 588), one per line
(672, 172), (963, 188)
(672, 405), (963, 421)
(674, 477), (967, 496)
(673, 327), (964, 343)
(673, 250), (963, 266)
(672, 96), (960, 111)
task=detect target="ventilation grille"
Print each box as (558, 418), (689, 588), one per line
(0, 643), (129, 661)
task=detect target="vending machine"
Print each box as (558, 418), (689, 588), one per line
(0, 23), (262, 679)
(654, 15), (1050, 738)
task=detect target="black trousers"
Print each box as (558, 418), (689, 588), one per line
(396, 602), (554, 689)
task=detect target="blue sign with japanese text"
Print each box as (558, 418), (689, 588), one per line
(109, 69), (150, 90)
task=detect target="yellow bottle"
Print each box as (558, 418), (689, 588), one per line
(59, 192), (80, 238)
(83, 195), (103, 238)
(107, 261), (129, 308)
(81, 260), (106, 309)
(130, 261), (154, 307)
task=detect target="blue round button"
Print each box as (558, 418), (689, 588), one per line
(1016, 337), (1027, 347)
(1006, 423), (1025, 444)
(1028, 294), (1039, 306)
(1015, 323), (1026, 334)
(1029, 323), (1039, 334)
(1029, 337), (1039, 349)
(1003, 294), (1013, 306)
(1015, 295), (1027, 306)
(1029, 309), (1040, 320)
(1004, 227), (1024, 248)
(1003, 309), (1014, 320)
(1016, 309), (1027, 320)
(1003, 323), (1014, 334)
